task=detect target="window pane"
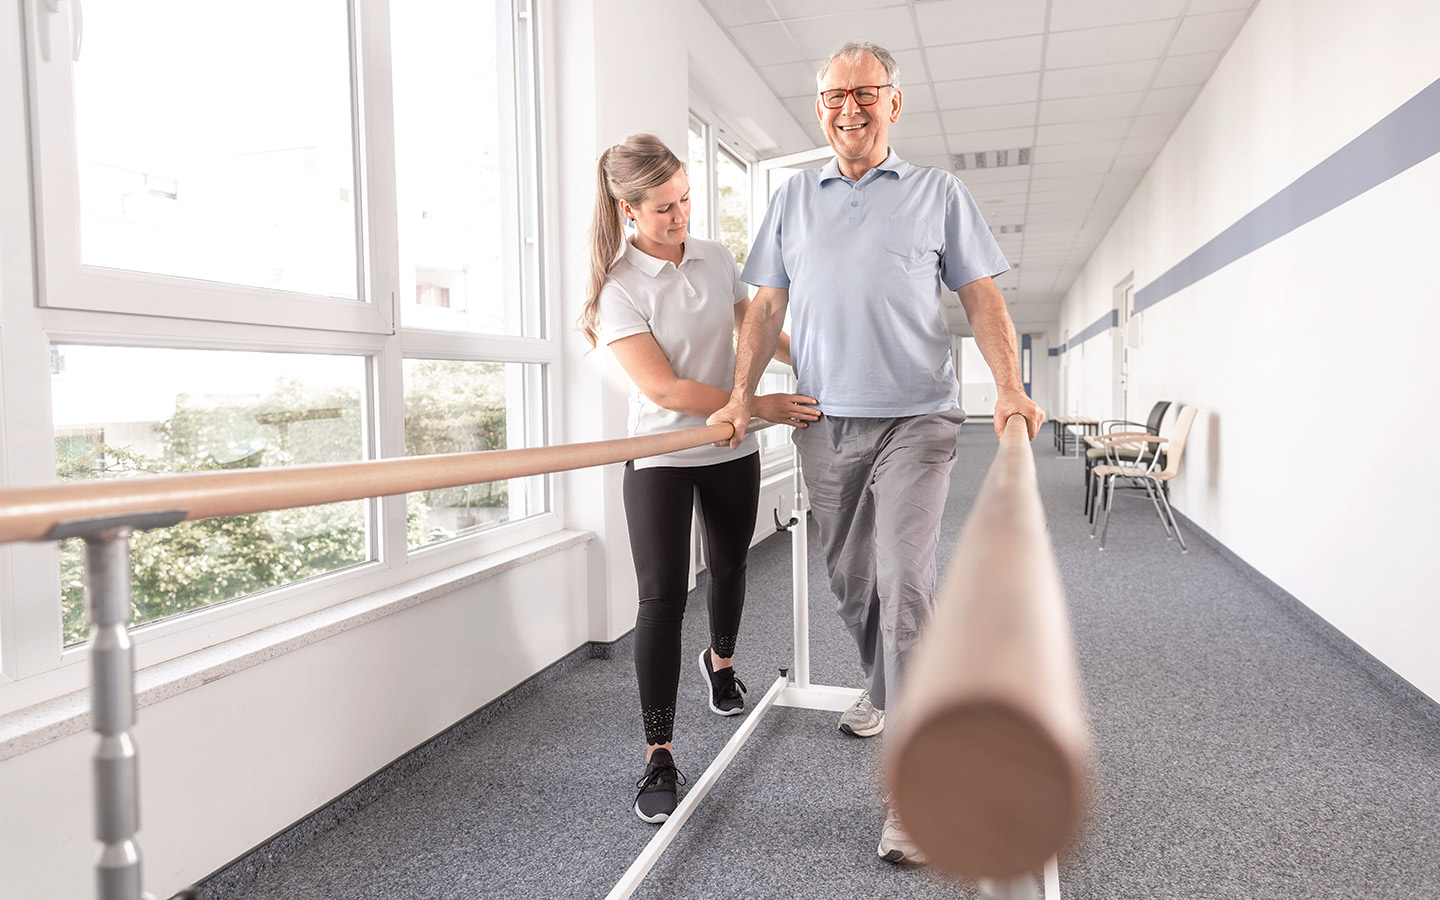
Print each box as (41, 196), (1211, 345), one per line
(757, 371), (792, 454)
(403, 360), (547, 548)
(73, 1), (358, 299)
(393, 1), (526, 334)
(688, 119), (711, 240)
(716, 146), (750, 268)
(52, 346), (370, 645)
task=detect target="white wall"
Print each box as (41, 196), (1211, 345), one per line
(1056, 0), (1440, 700)
(0, 543), (590, 900)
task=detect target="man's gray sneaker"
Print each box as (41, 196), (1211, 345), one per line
(877, 804), (928, 865)
(838, 690), (884, 736)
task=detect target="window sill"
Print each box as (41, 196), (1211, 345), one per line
(0, 529), (592, 761)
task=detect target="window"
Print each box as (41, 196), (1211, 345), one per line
(73, 1), (358, 300)
(403, 359), (547, 549)
(715, 144), (751, 269)
(686, 113), (751, 262)
(8, 0), (553, 681)
(52, 346), (370, 645)
(687, 118), (711, 243)
(393, 0), (541, 336)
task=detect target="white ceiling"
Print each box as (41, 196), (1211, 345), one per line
(697, 0), (1259, 335)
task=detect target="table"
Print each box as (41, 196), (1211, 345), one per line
(1050, 416), (1099, 457)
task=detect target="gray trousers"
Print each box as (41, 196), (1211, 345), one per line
(793, 409), (964, 714)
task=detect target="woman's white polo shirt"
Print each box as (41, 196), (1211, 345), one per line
(598, 235), (760, 469)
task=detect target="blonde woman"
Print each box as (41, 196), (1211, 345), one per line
(579, 133), (820, 823)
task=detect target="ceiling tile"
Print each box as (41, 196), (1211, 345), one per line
(906, 153), (955, 170)
(1033, 139), (1122, 162)
(1151, 50), (1222, 88)
(1137, 83), (1203, 115)
(699, 0), (777, 27)
(1111, 152), (1157, 171)
(925, 35), (1044, 81)
(1186, 0), (1256, 13)
(1042, 60), (1156, 100)
(1038, 92), (1143, 124)
(770, 0), (908, 17)
(1035, 117), (1130, 146)
(914, 0), (1048, 43)
(892, 134), (951, 158)
(1127, 112), (1183, 138)
(784, 9), (920, 60)
(782, 95), (821, 124)
(956, 165), (1032, 185)
(730, 22), (807, 65)
(888, 48), (929, 87)
(1048, 0), (1186, 31)
(1119, 132), (1168, 155)
(944, 126), (1037, 151)
(933, 72), (1041, 109)
(890, 113), (947, 138)
(1029, 173), (1108, 193)
(940, 102), (1037, 133)
(1045, 20), (1175, 69)
(1025, 202), (1096, 219)
(900, 88), (939, 113)
(1169, 9), (1251, 56)
(760, 61), (819, 99)
(1030, 157), (1115, 177)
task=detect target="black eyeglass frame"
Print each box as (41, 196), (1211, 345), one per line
(817, 84), (895, 109)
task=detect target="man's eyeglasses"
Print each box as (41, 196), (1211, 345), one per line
(818, 84), (894, 109)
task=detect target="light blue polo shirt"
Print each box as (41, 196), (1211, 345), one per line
(742, 151), (1008, 417)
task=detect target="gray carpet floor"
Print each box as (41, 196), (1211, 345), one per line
(206, 423), (1440, 900)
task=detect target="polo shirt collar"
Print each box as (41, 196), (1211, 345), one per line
(621, 235), (705, 278)
(819, 149), (911, 185)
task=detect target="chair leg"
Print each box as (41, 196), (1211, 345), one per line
(1141, 479), (1175, 539)
(1154, 481), (1187, 553)
(1090, 473), (1105, 538)
(1098, 475), (1118, 549)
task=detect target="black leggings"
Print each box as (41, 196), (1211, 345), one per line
(623, 452), (761, 747)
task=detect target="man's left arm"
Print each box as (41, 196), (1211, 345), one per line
(956, 276), (1045, 440)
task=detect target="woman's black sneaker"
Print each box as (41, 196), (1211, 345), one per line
(698, 647), (747, 716)
(633, 748), (685, 823)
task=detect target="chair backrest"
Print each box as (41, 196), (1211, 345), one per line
(1144, 400), (1172, 435)
(1160, 405), (1198, 478)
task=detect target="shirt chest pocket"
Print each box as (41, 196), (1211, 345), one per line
(881, 215), (934, 262)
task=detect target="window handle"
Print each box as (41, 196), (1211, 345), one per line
(42, 0), (81, 61)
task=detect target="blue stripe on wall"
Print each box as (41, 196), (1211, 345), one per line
(1067, 309), (1119, 350)
(1134, 77), (1440, 312)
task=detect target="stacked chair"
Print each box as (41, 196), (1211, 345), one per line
(1089, 405), (1198, 552)
(1082, 400), (1172, 520)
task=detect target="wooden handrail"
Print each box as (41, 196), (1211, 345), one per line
(0, 423), (734, 544)
(886, 414), (1091, 879)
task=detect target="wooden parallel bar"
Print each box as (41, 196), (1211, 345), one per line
(886, 413), (1091, 880)
(0, 423), (733, 544)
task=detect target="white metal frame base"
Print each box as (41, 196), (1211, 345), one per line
(605, 449), (1064, 900)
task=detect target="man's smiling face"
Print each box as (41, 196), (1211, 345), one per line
(816, 51), (901, 179)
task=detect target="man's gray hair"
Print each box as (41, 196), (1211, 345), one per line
(816, 41), (901, 90)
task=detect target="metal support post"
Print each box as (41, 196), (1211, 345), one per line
(86, 529), (144, 900)
(788, 448), (809, 688)
(49, 510), (186, 900)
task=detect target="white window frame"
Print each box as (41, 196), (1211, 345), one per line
(0, 0), (559, 709)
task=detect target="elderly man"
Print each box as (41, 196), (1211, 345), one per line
(709, 41), (1045, 865)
